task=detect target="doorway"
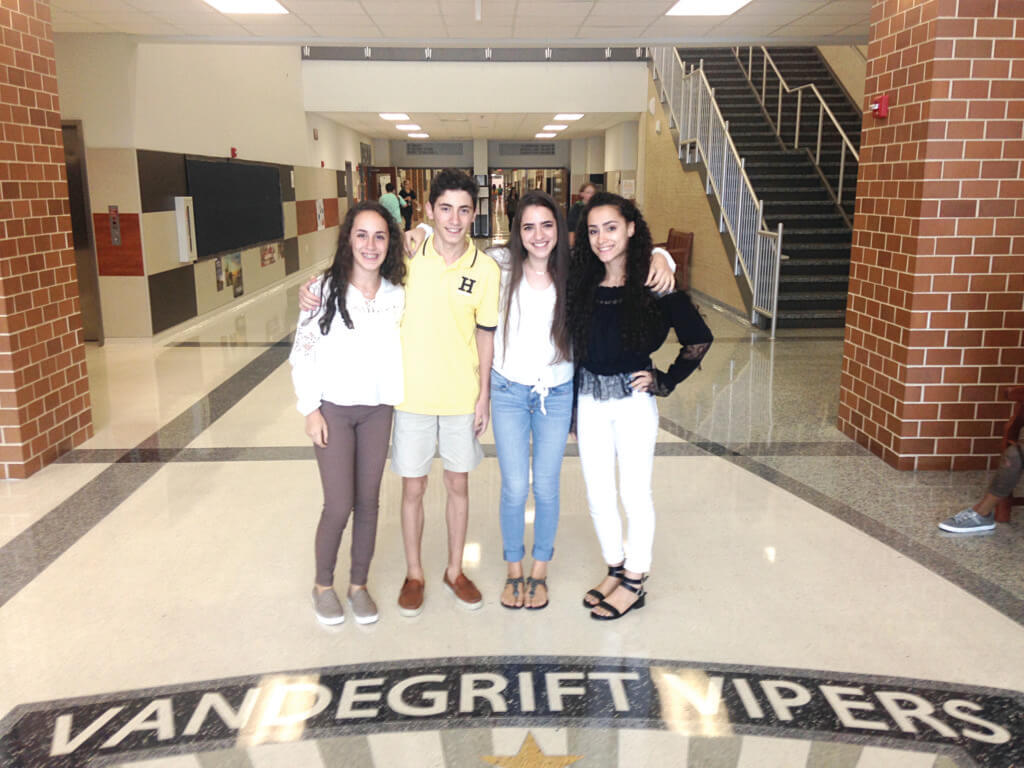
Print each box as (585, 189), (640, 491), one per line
(489, 167), (569, 240)
(61, 122), (104, 344)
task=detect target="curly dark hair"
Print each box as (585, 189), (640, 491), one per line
(428, 167), (478, 207)
(567, 192), (662, 361)
(504, 189), (571, 363)
(318, 201), (406, 335)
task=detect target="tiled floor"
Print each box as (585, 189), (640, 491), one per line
(0, 264), (1021, 768)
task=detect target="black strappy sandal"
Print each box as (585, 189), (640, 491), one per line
(590, 574), (646, 621)
(525, 576), (548, 610)
(501, 576), (524, 609)
(582, 563), (625, 608)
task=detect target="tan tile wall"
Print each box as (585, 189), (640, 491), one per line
(640, 75), (746, 314)
(0, 0), (92, 478)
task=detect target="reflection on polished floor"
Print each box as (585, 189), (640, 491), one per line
(0, 265), (1021, 768)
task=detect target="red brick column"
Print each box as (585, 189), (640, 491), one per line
(0, 0), (91, 479)
(839, 0), (1024, 471)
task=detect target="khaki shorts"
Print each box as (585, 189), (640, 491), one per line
(390, 410), (483, 477)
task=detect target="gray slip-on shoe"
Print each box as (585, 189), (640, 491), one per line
(347, 588), (379, 625)
(312, 587), (345, 625)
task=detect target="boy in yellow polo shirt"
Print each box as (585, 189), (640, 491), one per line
(301, 169), (499, 617)
(391, 170), (499, 616)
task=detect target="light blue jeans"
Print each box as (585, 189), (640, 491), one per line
(490, 369), (573, 562)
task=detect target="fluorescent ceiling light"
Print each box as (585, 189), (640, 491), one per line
(666, 0), (752, 14)
(554, 113), (584, 120)
(535, 133), (557, 138)
(408, 133), (429, 138)
(201, 0), (288, 13)
(379, 113), (410, 120)
(395, 124), (421, 131)
(543, 124), (568, 131)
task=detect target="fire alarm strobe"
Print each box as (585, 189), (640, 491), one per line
(870, 94), (889, 118)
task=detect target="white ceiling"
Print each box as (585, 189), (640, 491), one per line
(319, 111), (641, 140)
(51, 0), (870, 45)
(52, 0), (869, 141)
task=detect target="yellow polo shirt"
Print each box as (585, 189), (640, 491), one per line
(398, 235), (500, 415)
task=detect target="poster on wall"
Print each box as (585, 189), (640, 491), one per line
(260, 242), (280, 267)
(223, 252), (244, 297)
(214, 256), (225, 291)
(316, 199), (325, 231)
(621, 179), (636, 198)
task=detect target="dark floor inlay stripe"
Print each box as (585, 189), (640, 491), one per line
(169, 340), (293, 348)
(58, 441), (866, 465)
(0, 341), (293, 610)
(0, 655), (1018, 767)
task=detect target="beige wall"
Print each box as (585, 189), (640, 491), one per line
(818, 45), (868, 108)
(638, 75), (745, 314)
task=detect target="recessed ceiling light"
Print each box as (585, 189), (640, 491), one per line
(666, 0), (752, 15)
(201, 0), (288, 13)
(395, 124), (421, 131)
(408, 133), (429, 138)
(554, 113), (584, 121)
(543, 124), (568, 131)
(535, 133), (557, 138)
(379, 113), (410, 121)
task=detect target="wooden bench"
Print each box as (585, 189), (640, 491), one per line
(995, 386), (1024, 523)
(654, 229), (693, 291)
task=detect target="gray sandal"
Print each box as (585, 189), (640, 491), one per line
(525, 576), (548, 610)
(501, 577), (525, 609)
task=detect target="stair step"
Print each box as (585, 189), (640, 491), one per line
(775, 309), (847, 328)
(779, 273), (849, 285)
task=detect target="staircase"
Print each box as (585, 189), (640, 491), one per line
(677, 46), (862, 328)
(761, 46), (863, 222)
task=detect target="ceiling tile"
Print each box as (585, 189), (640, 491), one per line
(53, 0), (137, 10)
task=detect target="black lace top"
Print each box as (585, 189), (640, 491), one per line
(579, 286), (712, 398)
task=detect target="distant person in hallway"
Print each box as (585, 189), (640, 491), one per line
(505, 187), (519, 233)
(399, 178), (417, 231)
(379, 182), (406, 229)
(289, 201), (407, 627)
(300, 169), (499, 617)
(938, 427), (1022, 534)
(566, 182), (596, 248)
(405, 192), (677, 610)
(569, 192), (713, 621)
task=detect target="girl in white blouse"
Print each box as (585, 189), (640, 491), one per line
(290, 201), (406, 627)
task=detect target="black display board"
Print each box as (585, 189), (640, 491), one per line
(185, 157), (283, 258)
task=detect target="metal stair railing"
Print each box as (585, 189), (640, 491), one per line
(649, 46), (782, 337)
(735, 46), (860, 214)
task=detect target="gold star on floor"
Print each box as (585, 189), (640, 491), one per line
(481, 732), (583, 767)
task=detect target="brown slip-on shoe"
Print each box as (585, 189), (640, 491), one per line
(397, 578), (424, 617)
(443, 571), (483, 610)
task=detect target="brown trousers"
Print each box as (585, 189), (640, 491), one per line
(313, 402), (393, 587)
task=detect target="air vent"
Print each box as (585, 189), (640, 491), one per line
(499, 143), (557, 156)
(406, 142), (465, 156)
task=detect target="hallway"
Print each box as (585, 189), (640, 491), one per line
(0, 268), (1020, 767)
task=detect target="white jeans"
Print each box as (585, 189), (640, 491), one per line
(577, 391), (658, 573)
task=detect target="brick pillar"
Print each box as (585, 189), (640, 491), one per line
(0, 0), (92, 479)
(839, 0), (1024, 471)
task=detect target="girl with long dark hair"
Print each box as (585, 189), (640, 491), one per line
(488, 190), (574, 609)
(569, 192), (713, 621)
(290, 201), (407, 626)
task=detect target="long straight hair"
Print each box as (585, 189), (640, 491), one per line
(318, 201), (406, 335)
(502, 190), (572, 363)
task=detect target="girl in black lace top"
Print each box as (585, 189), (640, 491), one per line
(568, 192), (712, 621)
